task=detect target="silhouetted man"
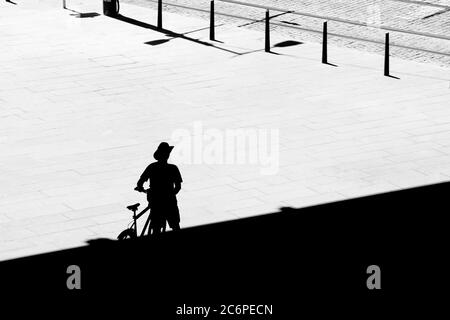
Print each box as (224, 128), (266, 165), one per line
(136, 142), (182, 234)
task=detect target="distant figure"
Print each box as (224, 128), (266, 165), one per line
(136, 142), (182, 234)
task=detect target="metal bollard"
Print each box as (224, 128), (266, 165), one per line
(322, 21), (328, 64)
(103, 0), (120, 17)
(210, 1), (215, 41)
(63, 0), (66, 9)
(157, 0), (163, 29)
(384, 33), (390, 76)
(265, 9), (270, 52)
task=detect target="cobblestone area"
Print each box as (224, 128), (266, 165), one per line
(121, 0), (450, 66)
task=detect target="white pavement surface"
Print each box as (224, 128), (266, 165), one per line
(1, 0), (450, 260)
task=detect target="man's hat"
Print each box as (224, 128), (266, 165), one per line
(153, 142), (174, 160)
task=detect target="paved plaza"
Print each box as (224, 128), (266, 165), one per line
(1, 0), (450, 260)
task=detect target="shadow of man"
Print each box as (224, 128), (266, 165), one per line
(136, 142), (182, 235)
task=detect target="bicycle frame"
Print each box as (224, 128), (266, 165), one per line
(134, 205), (151, 237)
(118, 188), (167, 240)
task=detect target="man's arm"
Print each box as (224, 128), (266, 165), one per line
(173, 165), (182, 195)
(136, 166), (150, 191)
(174, 181), (181, 195)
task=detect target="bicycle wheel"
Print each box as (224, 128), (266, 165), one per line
(117, 228), (136, 240)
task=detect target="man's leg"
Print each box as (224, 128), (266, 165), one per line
(170, 222), (180, 231)
(149, 207), (164, 235)
(167, 205), (180, 231)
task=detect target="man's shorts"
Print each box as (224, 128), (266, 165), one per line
(150, 202), (180, 229)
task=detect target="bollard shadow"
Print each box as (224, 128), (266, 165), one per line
(238, 11), (294, 28)
(145, 25), (223, 46)
(145, 39), (171, 46)
(70, 12), (101, 18)
(280, 20), (300, 26)
(273, 40), (303, 48)
(5, 0), (17, 4)
(233, 48), (283, 57)
(386, 74), (401, 80)
(111, 14), (294, 58)
(65, 7), (100, 18)
(114, 14), (241, 55)
(254, 40), (304, 56)
(324, 62), (338, 67)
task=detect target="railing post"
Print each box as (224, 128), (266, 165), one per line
(157, 0), (163, 30)
(210, 1), (215, 41)
(322, 21), (328, 64)
(384, 33), (390, 76)
(265, 9), (270, 52)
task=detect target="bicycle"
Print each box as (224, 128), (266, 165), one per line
(117, 188), (166, 240)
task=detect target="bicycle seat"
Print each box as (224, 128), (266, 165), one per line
(126, 203), (140, 212)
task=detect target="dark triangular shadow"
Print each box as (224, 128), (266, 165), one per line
(0, 183), (450, 308)
(0, 181), (449, 310)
